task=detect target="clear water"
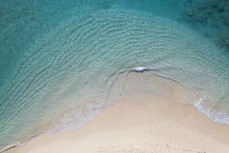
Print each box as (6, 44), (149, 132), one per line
(0, 0), (229, 151)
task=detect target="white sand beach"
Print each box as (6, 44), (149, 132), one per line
(5, 72), (229, 153)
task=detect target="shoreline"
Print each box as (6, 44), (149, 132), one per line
(4, 72), (229, 153)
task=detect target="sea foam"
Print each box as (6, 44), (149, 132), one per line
(194, 97), (229, 125)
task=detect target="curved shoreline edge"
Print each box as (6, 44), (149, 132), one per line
(3, 72), (229, 153)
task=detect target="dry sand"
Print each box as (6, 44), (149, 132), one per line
(5, 72), (229, 153)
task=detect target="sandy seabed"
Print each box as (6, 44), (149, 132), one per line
(5, 72), (229, 153)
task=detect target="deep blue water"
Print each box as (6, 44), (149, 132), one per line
(0, 0), (229, 151)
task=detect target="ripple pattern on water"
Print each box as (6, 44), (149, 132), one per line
(0, 9), (229, 151)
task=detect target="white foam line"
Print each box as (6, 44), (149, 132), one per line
(47, 103), (104, 134)
(193, 97), (229, 125)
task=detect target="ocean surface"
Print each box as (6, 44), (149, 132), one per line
(0, 0), (229, 151)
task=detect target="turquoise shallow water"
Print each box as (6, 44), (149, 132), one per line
(0, 0), (229, 151)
